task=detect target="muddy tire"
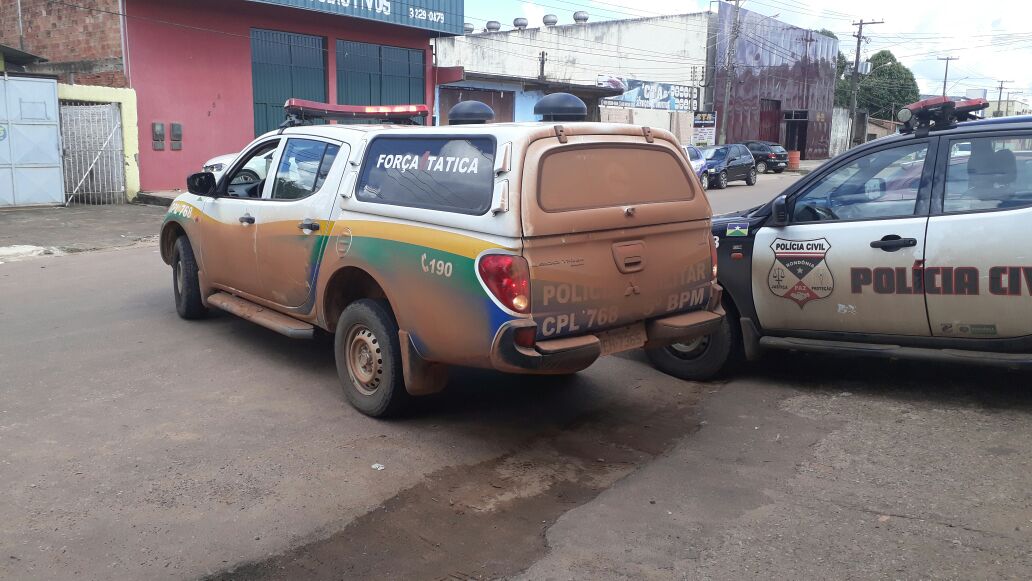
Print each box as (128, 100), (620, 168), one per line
(715, 171), (728, 189)
(645, 312), (734, 381)
(756, 161), (768, 173)
(172, 236), (207, 320)
(746, 168), (758, 186)
(334, 299), (408, 418)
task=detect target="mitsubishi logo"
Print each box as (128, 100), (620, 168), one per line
(625, 280), (641, 297)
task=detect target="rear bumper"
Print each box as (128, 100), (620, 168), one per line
(490, 288), (726, 375)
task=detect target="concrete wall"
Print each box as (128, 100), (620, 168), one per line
(57, 83), (141, 200)
(434, 14), (710, 88)
(829, 107), (850, 159)
(0, 0), (127, 87)
(600, 107), (694, 145)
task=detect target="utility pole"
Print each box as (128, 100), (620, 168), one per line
(718, 0), (741, 145)
(937, 56), (958, 97)
(996, 80), (1013, 117)
(849, 19), (883, 145)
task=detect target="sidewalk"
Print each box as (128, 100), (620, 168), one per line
(0, 204), (167, 261)
(787, 158), (827, 175)
(135, 190), (180, 207)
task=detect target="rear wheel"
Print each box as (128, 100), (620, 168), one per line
(334, 299), (408, 418)
(745, 168), (758, 186)
(715, 171), (728, 189)
(646, 311), (734, 381)
(172, 236), (207, 320)
(756, 161), (768, 173)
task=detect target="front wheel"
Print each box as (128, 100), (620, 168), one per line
(645, 313), (734, 381)
(756, 161), (768, 173)
(172, 236), (207, 320)
(700, 173), (709, 191)
(715, 171), (728, 189)
(334, 299), (408, 418)
(745, 168), (758, 186)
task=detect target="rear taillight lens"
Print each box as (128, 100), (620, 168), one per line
(768, 153), (776, 158)
(711, 236), (719, 279)
(478, 254), (532, 314)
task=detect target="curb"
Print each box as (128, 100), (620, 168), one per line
(135, 192), (176, 207)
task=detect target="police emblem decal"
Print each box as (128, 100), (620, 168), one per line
(768, 238), (834, 308)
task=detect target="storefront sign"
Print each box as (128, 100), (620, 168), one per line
(692, 112), (716, 147)
(599, 78), (699, 112)
(244, 0), (463, 35)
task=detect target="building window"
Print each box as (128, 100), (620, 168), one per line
(250, 29), (327, 136)
(337, 41), (425, 111)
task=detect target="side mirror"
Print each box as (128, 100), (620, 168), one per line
(771, 194), (789, 227)
(187, 172), (217, 197)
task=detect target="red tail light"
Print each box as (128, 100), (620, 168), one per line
(711, 236), (719, 279)
(514, 326), (537, 348)
(478, 254), (532, 314)
(768, 153), (776, 158)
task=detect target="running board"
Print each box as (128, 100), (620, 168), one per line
(759, 336), (1032, 369)
(207, 292), (314, 339)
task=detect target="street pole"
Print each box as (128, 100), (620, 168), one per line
(996, 80), (1013, 117)
(849, 19), (883, 146)
(718, 0), (741, 145)
(16, 0), (25, 51)
(937, 56), (958, 97)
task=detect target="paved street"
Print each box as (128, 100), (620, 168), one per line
(1, 209), (1030, 580)
(705, 170), (804, 215)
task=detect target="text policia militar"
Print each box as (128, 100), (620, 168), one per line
(851, 262), (1032, 296)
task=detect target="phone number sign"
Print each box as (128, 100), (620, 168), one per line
(245, 0), (464, 35)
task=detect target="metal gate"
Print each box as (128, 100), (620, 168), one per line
(251, 29), (326, 136)
(759, 99), (781, 143)
(0, 76), (64, 206)
(60, 101), (125, 204)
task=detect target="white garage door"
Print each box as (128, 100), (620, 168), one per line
(0, 77), (64, 206)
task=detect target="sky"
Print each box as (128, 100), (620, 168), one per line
(463, 0), (1032, 103)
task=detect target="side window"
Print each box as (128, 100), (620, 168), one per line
(224, 140), (279, 198)
(944, 135), (1032, 213)
(356, 137), (495, 215)
(737, 145), (751, 158)
(271, 139), (341, 201)
(747, 143), (765, 153)
(792, 142), (928, 222)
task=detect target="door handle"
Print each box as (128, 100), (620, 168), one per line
(238, 214), (255, 225)
(297, 220), (320, 231)
(870, 236), (917, 251)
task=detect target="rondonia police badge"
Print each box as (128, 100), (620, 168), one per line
(768, 238), (834, 308)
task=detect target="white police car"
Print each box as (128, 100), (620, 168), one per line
(656, 96), (1032, 379)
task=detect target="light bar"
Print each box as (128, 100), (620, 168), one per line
(284, 98), (429, 120)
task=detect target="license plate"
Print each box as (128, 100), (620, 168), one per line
(597, 323), (647, 356)
(777, 162), (786, 167)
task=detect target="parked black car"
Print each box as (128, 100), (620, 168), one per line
(701, 144), (757, 189)
(742, 141), (789, 173)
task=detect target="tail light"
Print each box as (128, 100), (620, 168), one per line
(768, 153), (776, 159)
(514, 326), (537, 348)
(478, 254), (532, 314)
(711, 236), (719, 279)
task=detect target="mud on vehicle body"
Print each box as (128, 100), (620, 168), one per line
(161, 98), (722, 417)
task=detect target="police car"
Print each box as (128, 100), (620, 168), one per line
(159, 96), (722, 417)
(658, 96), (1032, 379)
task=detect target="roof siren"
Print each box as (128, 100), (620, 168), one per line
(448, 100), (496, 125)
(534, 93), (588, 122)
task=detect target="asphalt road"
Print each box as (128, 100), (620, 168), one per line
(705, 170), (802, 215)
(2, 229), (1031, 580)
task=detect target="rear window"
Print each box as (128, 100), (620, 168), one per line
(538, 145), (693, 212)
(357, 136), (495, 215)
(684, 146), (701, 161)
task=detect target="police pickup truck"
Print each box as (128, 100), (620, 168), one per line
(659, 96), (1032, 379)
(160, 96), (722, 417)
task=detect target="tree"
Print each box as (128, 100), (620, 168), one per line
(857, 50), (920, 120)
